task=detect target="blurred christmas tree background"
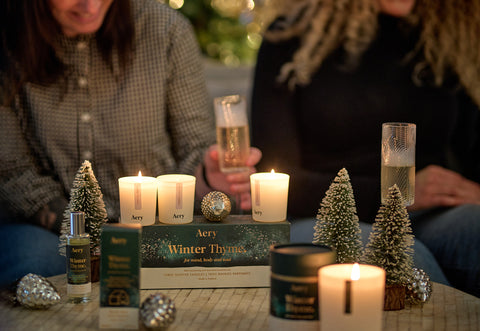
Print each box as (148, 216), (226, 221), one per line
(159, 0), (274, 66)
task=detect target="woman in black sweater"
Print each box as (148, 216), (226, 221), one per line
(252, 0), (480, 297)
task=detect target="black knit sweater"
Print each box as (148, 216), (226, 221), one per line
(251, 14), (480, 222)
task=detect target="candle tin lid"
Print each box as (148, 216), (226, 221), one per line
(270, 243), (336, 277)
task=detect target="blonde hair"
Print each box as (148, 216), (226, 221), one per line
(264, 0), (480, 107)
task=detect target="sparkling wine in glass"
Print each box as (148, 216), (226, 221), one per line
(214, 95), (250, 173)
(381, 122), (416, 206)
(214, 95), (250, 212)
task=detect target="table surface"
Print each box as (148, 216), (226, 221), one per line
(1, 274), (479, 331)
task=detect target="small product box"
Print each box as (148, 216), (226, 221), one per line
(141, 215), (290, 289)
(99, 224), (142, 330)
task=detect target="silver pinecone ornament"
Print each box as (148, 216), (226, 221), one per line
(16, 273), (61, 309)
(406, 268), (432, 304)
(201, 191), (231, 222)
(140, 293), (176, 329)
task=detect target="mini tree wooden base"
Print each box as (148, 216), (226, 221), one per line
(90, 255), (100, 283)
(384, 284), (406, 310)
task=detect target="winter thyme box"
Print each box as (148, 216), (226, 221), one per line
(141, 215), (290, 288)
(99, 224), (141, 329)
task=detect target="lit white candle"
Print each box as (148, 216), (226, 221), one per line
(118, 171), (157, 226)
(157, 174), (196, 224)
(319, 263), (385, 331)
(250, 170), (289, 222)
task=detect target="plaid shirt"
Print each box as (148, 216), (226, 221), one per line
(0, 0), (215, 221)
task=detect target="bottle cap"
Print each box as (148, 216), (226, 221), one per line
(70, 211), (86, 236)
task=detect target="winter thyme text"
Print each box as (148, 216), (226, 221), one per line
(168, 243), (247, 255)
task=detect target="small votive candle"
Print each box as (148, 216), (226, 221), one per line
(118, 171), (157, 226)
(157, 174), (196, 224)
(250, 170), (289, 222)
(319, 263), (385, 331)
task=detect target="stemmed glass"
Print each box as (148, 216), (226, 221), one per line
(214, 95), (250, 213)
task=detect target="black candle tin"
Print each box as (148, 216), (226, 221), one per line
(269, 243), (336, 329)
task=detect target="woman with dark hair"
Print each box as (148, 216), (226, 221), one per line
(0, 0), (260, 286)
(252, 0), (480, 296)
(1, 0), (134, 96)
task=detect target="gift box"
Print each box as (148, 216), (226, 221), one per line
(99, 224), (142, 329)
(141, 215), (290, 288)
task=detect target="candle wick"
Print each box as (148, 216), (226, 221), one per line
(345, 280), (352, 314)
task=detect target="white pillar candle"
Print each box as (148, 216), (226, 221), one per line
(319, 263), (385, 331)
(157, 174), (196, 224)
(250, 170), (289, 222)
(118, 171), (157, 226)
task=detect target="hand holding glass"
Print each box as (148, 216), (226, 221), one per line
(381, 122), (416, 206)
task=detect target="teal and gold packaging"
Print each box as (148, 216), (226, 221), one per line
(99, 224), (141, 330)
(141, 215), (290, 288)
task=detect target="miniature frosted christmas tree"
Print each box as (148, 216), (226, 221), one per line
(313, 168), (363, 263)
(59, 160), (108, 256)
(363, 184), (414, 285)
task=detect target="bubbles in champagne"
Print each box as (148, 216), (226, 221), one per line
(216, 125), (250, 173)
(381, 165), (415, 206)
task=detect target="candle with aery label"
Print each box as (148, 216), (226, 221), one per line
(118, 171), (157, 226)
(250, 170), (289, 222)
(157, 174), (195, 224)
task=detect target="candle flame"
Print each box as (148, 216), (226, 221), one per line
(351, 263), (360, 281)
(270, 169), (275, 174)
(138, 171), (142, 177)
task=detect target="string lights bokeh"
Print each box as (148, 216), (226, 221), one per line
(158, 0), (275, 66)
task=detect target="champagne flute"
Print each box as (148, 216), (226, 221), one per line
(214, 95), (250, 213)
(381, 122), (416, 206)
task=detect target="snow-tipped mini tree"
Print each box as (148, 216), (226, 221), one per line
(313, 168), (363, 263)
(59, 160), (108, 256)
(363, 184), (414, 285)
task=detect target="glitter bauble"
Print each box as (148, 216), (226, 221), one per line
(406, 268), (432, 304)
(16, 273), (61, 309)
(201, 191), (231, 222)
(140, 293), (176, 329)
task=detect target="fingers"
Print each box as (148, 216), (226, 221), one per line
(246, 147), (262, 166)
(424, 165), (480, 201)
(230, 182), (251, 194)
(225, 167), (256, 182)
(239, 192), (252, 210)
(46, 211), (57, 229)
(207, 145), (262, 166)
(412, 165), (480, 210)
(35, 206), (57, 230)
(207, 144), (219, 162)
(203, 144), (262, 210)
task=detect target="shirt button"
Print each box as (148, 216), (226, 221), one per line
(78, 77), (88, 88)
(77, 41), (87, 50)
(82, 151), (93, 160)
(80, 113), (92, 123)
